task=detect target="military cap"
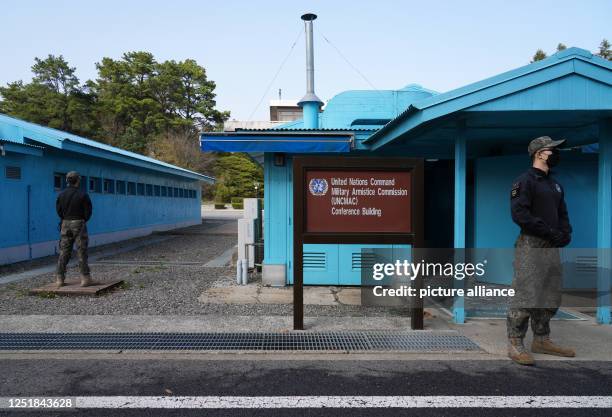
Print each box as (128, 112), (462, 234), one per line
(66, 171), (81, 180)
(528, 136), (566, 156)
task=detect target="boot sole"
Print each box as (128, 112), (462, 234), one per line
(531, 347), (575, 357)
(509, 357), (535, 366)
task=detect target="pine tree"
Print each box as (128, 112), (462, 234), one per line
(531, 49), (547, 62)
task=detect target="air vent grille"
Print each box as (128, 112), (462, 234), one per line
(5, 166), (21, 180)
(303, 252), (326, 270)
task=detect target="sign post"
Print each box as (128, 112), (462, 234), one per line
(293, 157), (424, 330)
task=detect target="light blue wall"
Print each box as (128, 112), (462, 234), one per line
(263, 153), (412, 286)
(263, 151), (599, 287)
(0, 148), (201, 258)
(474, 152), (598, 288)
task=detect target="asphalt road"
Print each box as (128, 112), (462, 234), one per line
(0, 357), (611, 416)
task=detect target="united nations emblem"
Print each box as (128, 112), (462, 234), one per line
(555, 183), (561, 193)
(309, 178), (328, 196)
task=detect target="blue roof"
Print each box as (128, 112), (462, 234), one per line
(0, 113), (214, 182)
(200, 85), (437, 153)
(269, 84), (438, 131)
(366, 47), (612, 148)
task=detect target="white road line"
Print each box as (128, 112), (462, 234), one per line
(72, 396), (612, 409)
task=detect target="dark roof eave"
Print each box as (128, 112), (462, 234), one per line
(201, 131), (358, 137)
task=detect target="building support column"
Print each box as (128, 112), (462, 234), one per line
(453, 124), (466, 324)
(597, 119), (612, 325)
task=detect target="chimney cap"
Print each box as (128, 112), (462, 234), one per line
(301, 13), (317, 21)
(298, 92), (323, 106)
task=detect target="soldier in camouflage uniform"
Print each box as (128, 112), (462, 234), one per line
(55, 171), (93, 287)
(507, 136), (576, 365)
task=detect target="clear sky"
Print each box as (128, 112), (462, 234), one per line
(1, 0), (610, 121)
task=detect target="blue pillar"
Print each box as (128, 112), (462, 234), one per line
(453, 125), (466, 324)
(263, 153), (289, 271)
(597, 119), (612, 325)
(301, 102), (320, 129)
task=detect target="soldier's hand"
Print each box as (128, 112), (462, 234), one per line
(558, 233), (571, 247)
(549, 229), (565, 247)
(550, 230), (570, 247)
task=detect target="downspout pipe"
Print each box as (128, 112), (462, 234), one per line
(297, 13), (323, 129)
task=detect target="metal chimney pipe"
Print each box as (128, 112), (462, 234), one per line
(303, 13), (316, 95)
(298, 13), (323, 129)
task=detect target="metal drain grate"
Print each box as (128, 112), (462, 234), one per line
(0, 332), (480, 352)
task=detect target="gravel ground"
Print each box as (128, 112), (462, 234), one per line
(0, 220), (229, 278)
(0, 262), (408, 317)
(0, 221), (408, 317)
(96, 232), (235, 264)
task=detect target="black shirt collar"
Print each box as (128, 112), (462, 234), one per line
(530, 167), (549, 178)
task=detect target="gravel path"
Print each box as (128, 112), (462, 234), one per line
(0, 220), (407, 317)
(0, 263), (407, 317)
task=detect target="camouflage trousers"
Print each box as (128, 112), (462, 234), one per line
(507, 308), (558, 338)
(56, 219), (90, 277)
(506, 233), (562, 338)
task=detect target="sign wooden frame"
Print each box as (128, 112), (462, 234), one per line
(293, 156), (424, 330)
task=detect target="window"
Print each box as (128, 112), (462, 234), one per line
(146, 184), (153, 196)
(5, 166), (21, 180)
(80, 176), (88, 192)
(89, 177), (101, 193)
(174, 187), (179, 197)
(154, 185), (161, 197)
(103, 179), (115, 194)
(179, 188), (184, 198)
(127, 182), (136, 195)
(53, 173), (66, 190)
(137, 183), (145, 196)
(116, 180), (126, 194)
(161, 186), (167, 197)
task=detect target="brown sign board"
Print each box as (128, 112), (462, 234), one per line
(293, 157), (424, 331)
(305, 170), (412, 233)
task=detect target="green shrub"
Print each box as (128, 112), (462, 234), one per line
(214, 182), (231, 204)
(231, 197), (244, 204)
(214, 203), (226, 209)
(232, 203), (244, 209)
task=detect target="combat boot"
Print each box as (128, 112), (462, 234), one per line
(508, 337), (535, 366)
(80, 274), (92, 287)
(54, 275), (65, 288)
(531, 335), (575, 357)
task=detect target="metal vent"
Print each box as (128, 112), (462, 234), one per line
(303, 252), (326, 270)
(0, 332), (481, 352)
(5, 166), (21, 180)
(575, 256), (597, 274)
(352, 252), (379, 270)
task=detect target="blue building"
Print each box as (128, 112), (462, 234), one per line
(1, 113), (213, 265)
(202, 43), (612, 325)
